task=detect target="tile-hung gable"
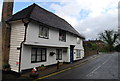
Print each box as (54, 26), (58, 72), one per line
(6, 3), (85, 39)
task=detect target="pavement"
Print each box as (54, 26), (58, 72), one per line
(2, 53), (101, 80)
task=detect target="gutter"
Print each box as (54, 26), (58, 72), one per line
(18, 19), (30, 73)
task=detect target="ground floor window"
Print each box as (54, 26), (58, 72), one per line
(56, 49), (62, 60)
(31, 48), (46, 63)
(76, 49), (81, 58)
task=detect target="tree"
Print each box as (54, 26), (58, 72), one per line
(115, 44), (120, 52)
(99, 30), (119, 51)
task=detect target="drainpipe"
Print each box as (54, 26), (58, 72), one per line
(18, 18), (30, 73)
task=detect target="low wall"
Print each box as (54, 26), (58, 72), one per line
(84, 50), (97, 57)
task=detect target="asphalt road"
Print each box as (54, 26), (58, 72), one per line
(44, 52), (119, 79)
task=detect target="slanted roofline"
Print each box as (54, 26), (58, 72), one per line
(6, 3), (85, 39)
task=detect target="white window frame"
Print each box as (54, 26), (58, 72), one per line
(77, 37), (80, 44)
(39, 25), (49, 39)
(56, 49), (62, 60)
(59, 30), (66, 42)
(76, 49), (81, 58)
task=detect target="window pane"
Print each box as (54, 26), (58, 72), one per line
(42, 49), (45, 54)
(41, 49), (46, 61)
(79, 50), (81, 57)
(56, 49), (59, 60)
(31, 48), (36, 55)
(56, 49), (62, 60)
(59, 49), (62, 59)
(59, 30), (66, 42)
(44, 28), (49, 37)
(37, 56), (41, 61)
(59, 49), (62, 54)
(31, 56), (36, 62)
(59, 55), (62, 59)
(42, 55), (45, 61)
(39, 26), (43, 36)
(31, 48), (36, 62)
(77, 38), (80, 44)
(42, 27), (48, 38)
(76, 50), (81, 58)
(37, 49), (41, 56)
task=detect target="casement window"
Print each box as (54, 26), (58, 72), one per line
(56, 49), (62, 60)
(39, 25), (49, 39)
(77, 37), (80, 44)
(76, 50), (81, 58)
(31, 48), (46, 63)
(59, 30), (66, 42)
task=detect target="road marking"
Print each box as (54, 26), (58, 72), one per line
(34, 62), (87, 81)
(86, 56), (112, 77)
(34, 55), (101, 81)
(34, 67), (71, 81)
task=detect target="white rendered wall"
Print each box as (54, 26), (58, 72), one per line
(25, 21), (84, 50)
(21, 45), (69, 70)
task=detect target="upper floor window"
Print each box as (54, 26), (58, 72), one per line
(59, 30), (66, 42)
(39, 25), (49, 39)
(77, 37), (80, 44)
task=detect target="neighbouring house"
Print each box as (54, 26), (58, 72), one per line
(83, 39), (106, 57)
(6, 3), (85, 73)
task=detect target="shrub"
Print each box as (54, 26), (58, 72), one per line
(3, 64), (10, 69)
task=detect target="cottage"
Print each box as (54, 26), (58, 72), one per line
(6, 3), (85, 73)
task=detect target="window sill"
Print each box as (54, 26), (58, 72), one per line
(31, 61), (46, 63)
(56, 59), (62, 60)
(39, 36), (49, 39)
(59, 40), (66, 42)
(76, 57), (81, 58)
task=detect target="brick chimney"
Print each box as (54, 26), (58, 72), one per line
(2, 0), (14, 64)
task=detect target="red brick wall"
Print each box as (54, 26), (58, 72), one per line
(84, 50), (97, 57)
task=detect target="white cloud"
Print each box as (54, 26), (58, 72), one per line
(50, 0), (119, 40)
(0, 0), (119, 40)
(76, 9), (118, 39)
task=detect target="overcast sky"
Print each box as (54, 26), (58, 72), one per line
(0, 0), (119, 40)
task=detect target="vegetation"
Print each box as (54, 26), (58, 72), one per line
(99, 30), (119, 52)
(86, 43), (97, 50)
(115, 44), (120, 52)
(3, 64), (10, 69)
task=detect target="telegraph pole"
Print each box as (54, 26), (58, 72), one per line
(2, 0), (14, 64)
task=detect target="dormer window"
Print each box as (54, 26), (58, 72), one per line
(59, 30), (66, 42)
(39, 25), (49, 39)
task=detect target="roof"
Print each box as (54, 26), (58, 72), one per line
(84, 40), (105, 43)
(6, 3), (85, 39)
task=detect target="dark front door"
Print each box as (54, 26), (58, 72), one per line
(70, 45), (75, 63)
